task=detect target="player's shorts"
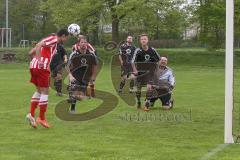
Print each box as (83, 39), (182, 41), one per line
(30, 69), (50, 88)
(121, 63), (132, 77)
(68, 80), (88, 93)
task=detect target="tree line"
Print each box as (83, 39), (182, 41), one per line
(0, 0), (239, 49)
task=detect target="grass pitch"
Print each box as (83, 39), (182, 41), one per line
(0, 50), (239, 160)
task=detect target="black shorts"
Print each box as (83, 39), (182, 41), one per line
(147, 89), (171, 106)
(121, 64), (132, 77)
(68, 80), (88, 93)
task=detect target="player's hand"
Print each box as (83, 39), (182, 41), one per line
(69, 75), (76, 82)
(133, 70), (138, 76)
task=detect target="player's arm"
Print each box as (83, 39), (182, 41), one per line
(91, 65), (97, 82)
(168, 69), (175, 89)
(131, 48), (139, 75)
(67, 52), (76, 82)
(152, 48), (161, 63)
(28, 47), (37, 60)
(118, 47), (123, 66)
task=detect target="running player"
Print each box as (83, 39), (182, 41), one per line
(118, 36), (136, 93)
(68, 36), (98, 113)
(26, 29), (69, 128)
(131, 34), (161, 109)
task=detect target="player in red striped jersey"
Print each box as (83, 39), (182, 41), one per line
(26, 29), (69, 129)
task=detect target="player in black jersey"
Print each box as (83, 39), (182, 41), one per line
(67, 36), (98, 113)
(131, 34), (161, 109)
(50, 43), (68, 96)
(118, 36), (136, 93)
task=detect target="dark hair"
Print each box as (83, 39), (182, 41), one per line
(161, 55), (168, 59)
(57, 29), (69, 37)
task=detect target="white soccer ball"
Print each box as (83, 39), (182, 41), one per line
(68, 24), (80, 36)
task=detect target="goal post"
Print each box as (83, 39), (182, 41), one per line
(0, 28), (12, 48)
(224, 0), (234, 144)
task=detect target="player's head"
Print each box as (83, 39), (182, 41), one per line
(139, 34), (148, 46)
(78, 36), (87, 50)
(57, 29), (69, 43)
(160, 56), (168, 67)
(77, 35), (85, 42)
(126, 36), (133, 44)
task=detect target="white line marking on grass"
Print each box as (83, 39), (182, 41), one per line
(200, 144), (230, 160)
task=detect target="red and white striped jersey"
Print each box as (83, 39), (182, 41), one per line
(30, 35), (58, 70)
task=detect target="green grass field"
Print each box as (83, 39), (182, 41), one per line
(0, 49), (239, 160)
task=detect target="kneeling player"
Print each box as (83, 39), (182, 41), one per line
(144, 56), (175, 111)
(26, 29), (69, 128)
(68, 36), (98, 113)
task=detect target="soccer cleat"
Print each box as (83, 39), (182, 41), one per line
(36, 117), (50, 128)
(26, 113), (37, 128)
(143, 106), (150, 112)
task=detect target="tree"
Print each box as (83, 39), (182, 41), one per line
(193, 0), (225, 49)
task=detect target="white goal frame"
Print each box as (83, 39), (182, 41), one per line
(0, 28), (12, 48)
(225, 0), (234, 144)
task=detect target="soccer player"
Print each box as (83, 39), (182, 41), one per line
(72, 35), (96, 53)
(144, 56), (175, 111)
(26, 29), (69, 128)
(68, 36), (98, 113)
(72, 35), (97, 97)
(131, 34), (161, 109)
(118, 36), (136, 93)
(50, 43), (68, 96)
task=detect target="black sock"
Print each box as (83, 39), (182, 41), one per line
(130, 80), (134, 89)
(119, 80), (125, 90)
(71, 103), (76, 111)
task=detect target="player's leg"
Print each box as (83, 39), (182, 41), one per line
(129, 79), (135, 93)
(89, 80), (95, 97)
(26, 86), (41, 128)
(26, 69), (40, 128)
(144, 88), (157, 111)
(36, 87), (50, 128)
(35, 71), (51, 128)
(135, 82), (142, 109)
(118, 66), (127, 93)
(160, 92), (173, 110)
(54, 72), (63, 96)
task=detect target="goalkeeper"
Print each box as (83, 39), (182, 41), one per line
(144, 56), (175, 111)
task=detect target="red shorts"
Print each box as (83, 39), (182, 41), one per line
(30, 69), (50, 88)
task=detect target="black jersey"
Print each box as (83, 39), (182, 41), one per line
(119, 43), (136, 64)
(69, 50), (97, 83)
(131, 47), (161, 85)
(131, 47), (160, 63)
(50, 43), (67, 71)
